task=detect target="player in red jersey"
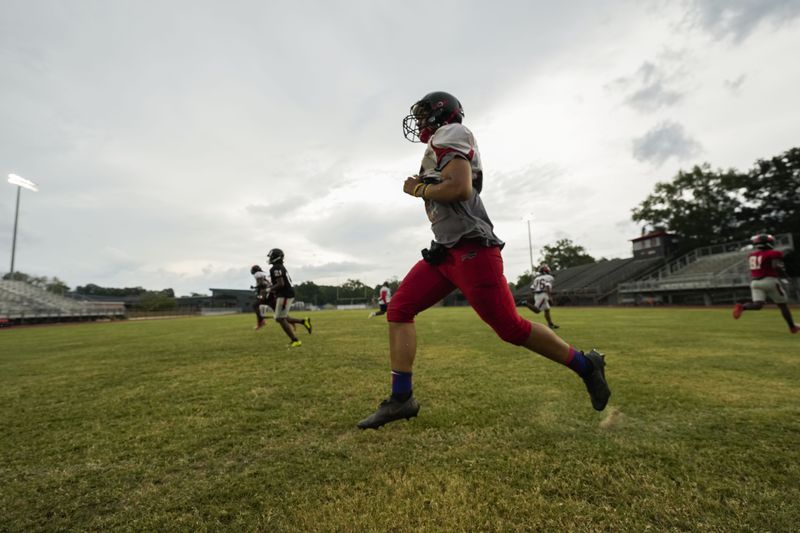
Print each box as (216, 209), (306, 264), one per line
(732, 234), (799, 334)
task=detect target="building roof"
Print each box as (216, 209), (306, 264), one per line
(630, 229), (674, 242)
(209, 288), (253, 297)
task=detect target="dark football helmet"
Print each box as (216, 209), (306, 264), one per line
(250, 264), (262, 275)
(538, 264), (551, 275)
(403, 91), (464, 143)
(267, 248), (284, 264)
(751, 234), (775, 249)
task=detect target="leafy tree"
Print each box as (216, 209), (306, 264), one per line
(739, 147), (800, 237)
(337, 279), (370, 302)
(295, 281), (321, 304)
(515, 270), (534, 289)
(372, 278), (400, 297)
(341, 279), (368, 293)
(135, 291), (176, 311)
(3, 272), (69, 294)
(631, 164), (747, 252)
(75, 284), (147, 297)
(2, 271), (46, 287)
(2, 271), (27, 282)
(45, 277), (70, 295)
(538, 239), (595, 270)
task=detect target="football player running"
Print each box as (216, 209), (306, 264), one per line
(525, 264), (559, 329)
(357, 91), (611, 430)
(266, 248), (313, 347)
(251, 264), (273, 330)
(733, 234), (799, 334)
(369, 281), (392, 318)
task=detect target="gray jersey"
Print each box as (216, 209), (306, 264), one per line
(419, 123), (503, 248)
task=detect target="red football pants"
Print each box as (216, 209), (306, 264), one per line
(387, 241), (532, 346)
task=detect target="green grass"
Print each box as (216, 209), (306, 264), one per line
(1, 307), (799, 532)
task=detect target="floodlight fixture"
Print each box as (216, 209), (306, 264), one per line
(8, 173), (39, 192)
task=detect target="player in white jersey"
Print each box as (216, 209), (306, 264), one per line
(369, 282), (392, 318)
(251, 264), (273, 330)
(526, 264), (559, 329)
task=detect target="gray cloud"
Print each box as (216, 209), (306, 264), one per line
(626, 83), (684, 113)
(484, 163), (568, 217)
(609, 59), (685, 113)
(632, 121), (703, 165)
(247, 196), (306, 216)
(305, 203), (422, 256)
(683, 0), (800, 42)
(293, 261), (373, 280)
(724, 74), (747, 93)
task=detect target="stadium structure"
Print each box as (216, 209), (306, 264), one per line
(523, 231), (798, 306)
(0, 279), (126, 326)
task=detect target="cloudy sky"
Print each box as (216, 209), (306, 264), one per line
(1, 0), (799, 296)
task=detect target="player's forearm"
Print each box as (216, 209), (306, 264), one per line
(409, 158), (472, 203)
(421, 178), (472, 202)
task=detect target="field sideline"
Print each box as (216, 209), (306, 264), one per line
(1, 307), (799, 531)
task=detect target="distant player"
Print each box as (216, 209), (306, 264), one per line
(267, 248), (313, 347)
(250, 264), (272, 330)
(369, 282), (392, 318)
(733, 234), (799, 334)
(357, 91), (610, 430)
(526, 264), (559, 329)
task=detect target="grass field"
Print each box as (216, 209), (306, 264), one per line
(1, 307), (799, 532)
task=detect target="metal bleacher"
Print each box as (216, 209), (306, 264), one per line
(551, 257), (663, 304)
(661, 251), (747, 279)
(617, 233), (796, 304)
(0, 280), (126, 325)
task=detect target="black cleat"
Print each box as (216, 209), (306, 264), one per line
(549, 323), (560, 329)
(582, 349), (611, 411)
(357, 396), (420, 430)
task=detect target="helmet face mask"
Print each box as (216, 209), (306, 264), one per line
(402, 91), (464, 143)
(538, 264), (551, 275)
(267, 248), (284, 264)
(751, 234), (775, 249)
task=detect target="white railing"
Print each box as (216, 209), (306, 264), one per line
(619, 272), (754, 292)
(646, 233), (794, 281)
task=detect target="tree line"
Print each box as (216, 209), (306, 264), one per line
(2, 271), (398, 309)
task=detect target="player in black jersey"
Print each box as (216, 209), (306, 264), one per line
(267, 248), (312, 347)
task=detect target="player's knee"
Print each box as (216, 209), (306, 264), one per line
(386, 302), (414, 323)
(495, 318), (532, 346)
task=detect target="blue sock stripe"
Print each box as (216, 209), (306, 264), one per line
(391, 370), (413, 395)
(566, 347), (592, 377)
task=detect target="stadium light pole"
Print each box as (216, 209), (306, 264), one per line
(7, 173), (39, 275)
(524, 214), (534, 274)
